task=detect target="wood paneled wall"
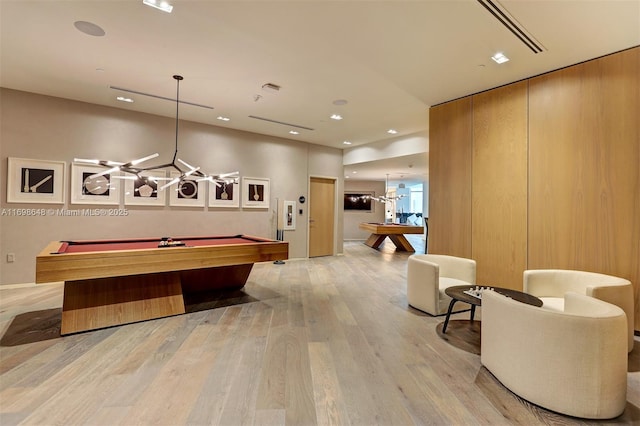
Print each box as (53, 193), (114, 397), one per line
(529, 47), (640, 328)
(472, 81), (528, 289)
(429, 47), (640, 329)
(428, 97), (473, 258)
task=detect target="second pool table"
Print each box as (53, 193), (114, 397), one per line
(359, 222), (424, 252)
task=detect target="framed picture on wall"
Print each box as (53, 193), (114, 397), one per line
(283, 200), (296, 230)
(209, 179), (240, 208)
(169, 172), (205, 207)
(344, 191), (374, 212)
(6, 157), (66, 204)
(242, 177), (270, 209)
(70, 164), (120, 205)
(124, 170), (167, 206)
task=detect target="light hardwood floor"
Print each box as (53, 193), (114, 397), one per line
(1, 238), (639, 425)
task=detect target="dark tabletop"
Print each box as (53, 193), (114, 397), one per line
(445, 285), (543, 307)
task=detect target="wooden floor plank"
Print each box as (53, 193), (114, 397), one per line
(1, 237), (639, 425)
(308, 341), (351, 426)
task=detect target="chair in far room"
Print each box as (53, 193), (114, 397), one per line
(523, 269), (635, 352)
(406, 254), (476, 315)
(481, 290), (628, 419)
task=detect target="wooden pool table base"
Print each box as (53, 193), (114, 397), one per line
(364, 233), (416, 252)
(60, 264), (253, 335)
(359, 222), (424, 252)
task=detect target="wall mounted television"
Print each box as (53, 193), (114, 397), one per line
(344, 192), (374, 211)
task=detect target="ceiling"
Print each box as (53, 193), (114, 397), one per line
(344, 152), (429, 187)
(1, 1), (639, 183)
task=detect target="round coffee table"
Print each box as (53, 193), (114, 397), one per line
(441, 285), (542, 334)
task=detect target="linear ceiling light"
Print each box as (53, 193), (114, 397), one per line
(143, 0), (173, 13)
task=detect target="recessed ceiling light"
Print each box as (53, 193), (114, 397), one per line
(333, 99), (348, 106)
(330, 114), (343, 120)
(73, 21), (105, 37)
(217, 116), (230, 121)
(352, 171), (357, 174)
(143, 0), (173, 13)
(491, 52), (509, 64)
(343, 141), (352, 145)
(289, 130), (299, 135)
(387, 129), (398, 134)
(116, 96), (134, 103)
(345, 175), (350, 179)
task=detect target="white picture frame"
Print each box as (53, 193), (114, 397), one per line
(168, 172), (206, 207)
(242, 177), (270, 209)
(283, 200), (296, 230)
(7, 157), (66, 204)
(124, 170), (167, 206)
(208, 179), (240, 208)
(70, 164), (120, 205)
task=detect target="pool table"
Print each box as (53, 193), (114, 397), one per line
(36, 235), (288, 335)
(359, 222), (424, 252)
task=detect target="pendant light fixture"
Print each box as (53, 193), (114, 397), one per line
(75, 75), (238, 190)
(369, 174), (405, 203)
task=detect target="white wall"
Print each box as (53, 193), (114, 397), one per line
(0, 89), (343, 285)
(342, 132), (428, 165)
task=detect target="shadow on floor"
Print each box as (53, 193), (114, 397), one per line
(0, 308), (62, 346)
(476, 367), (640, 424)
(0, 284), (283, 346)
(435, 319), (481, 355)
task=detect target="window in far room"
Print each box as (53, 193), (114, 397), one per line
(394, 183), (423, 225)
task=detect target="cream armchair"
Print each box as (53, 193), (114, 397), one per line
(481, 290), (628, 419)
(407, 254), (476, 316)
(523, 269), (634, 352)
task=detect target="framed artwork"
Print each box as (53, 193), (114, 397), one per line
(7, 157), (66, 204)
(242, 177), (270, 209)
(283, 200), (296, 230)
(344, 191), (374, 212)
(70, 164), (119, 205)
(209, 179), (239, 208)
(124, 170), (167, 206)
(168, 172), (206, 207)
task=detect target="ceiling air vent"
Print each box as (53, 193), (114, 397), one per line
(262, 83), (281, 93)
(477, 0), (545, 53)
(109, 85), (213, 109)
(248, 115), (314, 131)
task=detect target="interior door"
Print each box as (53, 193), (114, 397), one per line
(309, 177), (335, 257)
